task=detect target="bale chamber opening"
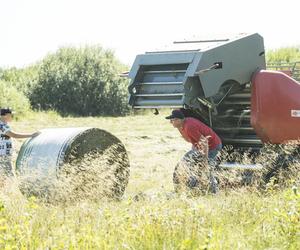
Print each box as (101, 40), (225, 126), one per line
(16, 127), (130, 202)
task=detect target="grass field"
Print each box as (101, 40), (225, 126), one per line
(0, 112), (299, 249)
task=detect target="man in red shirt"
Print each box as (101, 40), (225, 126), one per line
(166, 109), (222, 193)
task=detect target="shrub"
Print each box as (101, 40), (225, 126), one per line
(266, 46), (300, 63)
(30, 46), (129, 116)
(0, 80), (31, 116)
(0, 65), (39, 95)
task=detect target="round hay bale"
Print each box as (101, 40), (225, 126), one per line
(16, 127), (130, 202)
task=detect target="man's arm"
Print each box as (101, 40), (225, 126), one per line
(181, 134), (191, 143)
(195, 135), (209, 157)
(6, 131), (40, 139)
(185, 125), (210, 156)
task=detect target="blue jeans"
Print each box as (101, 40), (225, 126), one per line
(173, 144), (222, 192)
(183, 143), (222, 164)
(208, 144), (223, 160)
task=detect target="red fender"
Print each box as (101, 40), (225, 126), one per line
(251, 70), (300, 143)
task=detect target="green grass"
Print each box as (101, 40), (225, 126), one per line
(0, 113), (299, 249)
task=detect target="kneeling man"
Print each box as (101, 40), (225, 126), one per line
(166, 109), (222, 193)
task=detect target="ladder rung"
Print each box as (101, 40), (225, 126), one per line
(217, 115), (250, 119)
(228, 93), (251, 98)
(133, 105), (183, 109)
(138, 81), (183, 85)
(134, 93), (184, 97)
(222, 138), (262, 144)
(135, 99), (183, 106)
(223, 101), (251, 105)
(143, 70), (186, 74)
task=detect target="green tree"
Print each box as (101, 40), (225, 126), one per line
(266, 46), (300, 63)
(30, 46), (129, 116)
(0, 80), (31, 116)
(0, 65), (39, 95)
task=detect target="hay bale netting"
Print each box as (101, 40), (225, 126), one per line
(16, 127), (130, 201)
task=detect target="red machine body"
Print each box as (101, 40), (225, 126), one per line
(251, 70), (300, 143)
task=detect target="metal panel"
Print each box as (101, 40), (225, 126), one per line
(197, 33), (266, 98)
(128, 33), (266, 109)
(129, 53), (195, 79)
(129, 63), (188, 107)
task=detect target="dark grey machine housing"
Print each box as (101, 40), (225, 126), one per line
(128, 33), (266, 151)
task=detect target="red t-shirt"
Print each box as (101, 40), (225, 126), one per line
(179, 117), (221, 150)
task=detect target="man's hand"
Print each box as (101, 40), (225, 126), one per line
(31, 131), (41, 138)
(196, 136), (209, 157)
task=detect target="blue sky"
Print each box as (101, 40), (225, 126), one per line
(1, 0), (300, 68)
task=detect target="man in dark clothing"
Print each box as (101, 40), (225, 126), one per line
(166, 109), (222, 193)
